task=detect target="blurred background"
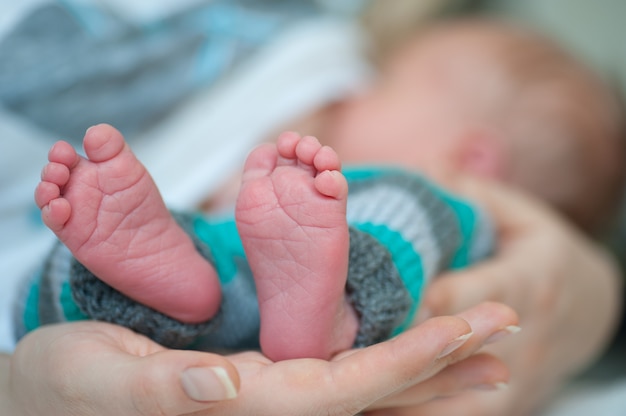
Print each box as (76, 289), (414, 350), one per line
(1, 1), (625, 414)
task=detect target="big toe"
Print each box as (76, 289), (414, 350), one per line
(83, 124), (126, 163)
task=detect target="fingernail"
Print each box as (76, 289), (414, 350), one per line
(181, 366), (237, 401)
(472, 382), (509, 391)
(485, 325), (522, 344)
(437, 332), (473, 359)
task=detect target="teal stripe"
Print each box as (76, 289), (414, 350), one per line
(343, 166), (386, 182)
(350, 222), (425, 334)
(344, 164), (434, 182)
(61, 282), (88, 321)
(345, 164), (481, 269)
(345, 165), (482, 329)
(193, 215), (244, 284)
(23, 276), (41, 332)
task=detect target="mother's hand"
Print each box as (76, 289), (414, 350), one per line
(4, 301), (518, 416)
(5, 321), (240, 416)
(217, 301), (517, 416)
(367, 178), (623, 415)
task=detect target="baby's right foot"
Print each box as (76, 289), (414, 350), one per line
(35, 124), (221, 323)
(236, 132), (359, 361)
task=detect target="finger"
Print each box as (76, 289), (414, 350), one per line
(331, 301), (518, 403)
(216, 321), (475, 416)
(368, 353), (509, 410)
(365, 395), (482, 416)
(329, 315), (474, 408)
(448, 302), (520, 355)
(122, 349), (240, 416)
(382, 386), (513, 416)
(420, 261), (512, 316)
(364, 302), (518, 412)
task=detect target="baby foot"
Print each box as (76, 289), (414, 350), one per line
(35, 124), (221, 323)
(236, 132), (358, 360)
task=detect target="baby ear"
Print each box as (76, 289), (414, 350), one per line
(456, 127), (508, 180)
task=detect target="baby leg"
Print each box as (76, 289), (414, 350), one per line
(236, 132), (358, 360)
(34, 124), (221, 323)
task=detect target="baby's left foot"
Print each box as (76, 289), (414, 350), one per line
(236, 132), (358, 361)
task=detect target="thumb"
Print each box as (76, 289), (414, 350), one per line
(123, 349), (240, 416)
(421, 260), (510, 317)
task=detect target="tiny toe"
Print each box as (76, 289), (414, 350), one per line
(83, 124), (126, 162)
(242, 143), (278, 181)
(295, 136), (322, 165)
(41, 162), (70, 186)
(313, 146), (341, 173)
(35, 181), (61, 209)
(276, 132), (301, 159)
(41, 198), (71, 231)
(48, 141), (79, 168)
(314, 170), (348, 200)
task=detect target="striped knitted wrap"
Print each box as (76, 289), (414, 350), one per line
(14, 167), (493, 350)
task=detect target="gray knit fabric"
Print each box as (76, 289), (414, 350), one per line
(346, 227), (411, 347)
(346, 171), (462, 277)
(70, 260), (222, 348)
(69, 213), (408, 350)
(189, 257), (261, 351)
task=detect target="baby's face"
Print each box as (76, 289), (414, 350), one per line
(328, 27), (508, 182)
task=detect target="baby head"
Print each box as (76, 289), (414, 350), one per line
(329, 17), (626, 234)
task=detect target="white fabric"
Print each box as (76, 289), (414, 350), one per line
(87, 0), (209, 24)
(133, 18), (371, 210)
